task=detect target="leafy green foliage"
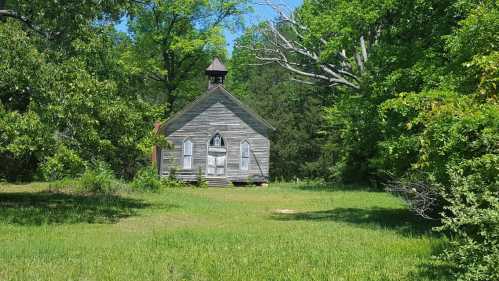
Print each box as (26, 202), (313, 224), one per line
(0, 106), (53, 181)
(127, 0), (247, 114)
(298, 0), (396, 63)
(439, 154), (499, 281)
(132, 166), (162, 191)
(373, 2), (498, 278)
(78, 162), (119, 194)
(232, 1), (498, 279)
(195, 167), (208, 188)
(1, 0), (137, 43)
(39, 145), (86, 181)
(0, 0), (247, 182)
(321, 94), (383, 184)
(0, 19), (164, 181)
(160, 177), (186, 188)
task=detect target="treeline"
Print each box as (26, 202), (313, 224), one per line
(226, 1), (498, 280)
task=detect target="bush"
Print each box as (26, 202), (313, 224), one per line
(379, 90), (499, 279)
(160, 177), (186, 188)
(39, 145), (86, 181)
(78, 162), (117, 193)
(132, 166), (161, 191)
(438, 154), (499, 281)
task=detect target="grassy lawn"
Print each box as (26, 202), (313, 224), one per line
(0, 182), (447, 281)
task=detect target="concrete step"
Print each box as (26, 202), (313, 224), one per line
(206, 177), (230, 187)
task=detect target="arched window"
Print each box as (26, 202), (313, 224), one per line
(209, 133), (225, 147)
(240, 141), (250, 170)
(183, 139), (193, 169)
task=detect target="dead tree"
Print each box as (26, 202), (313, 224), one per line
(385, 180), (441, 220)
(244, 0), (381, 90)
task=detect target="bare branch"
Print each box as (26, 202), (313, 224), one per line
(360, 36), (368, 63)
(246, 61), (274, 66)
(244, 0), (369, 90)
(290, 77), (316, 85)
(385, 180), (440, 220)
(355, 52), (364, 72)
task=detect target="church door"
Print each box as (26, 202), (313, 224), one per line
(207, 133), (226, 176)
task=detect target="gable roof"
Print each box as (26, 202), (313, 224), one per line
(159, 85), (275, 135)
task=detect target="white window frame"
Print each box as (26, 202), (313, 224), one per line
(183, 139), (193, 169)
(240, 140), (250, 171)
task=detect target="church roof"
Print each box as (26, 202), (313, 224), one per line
(159, 84), (275, 135)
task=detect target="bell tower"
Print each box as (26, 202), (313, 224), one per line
(205, 57), (228, 89)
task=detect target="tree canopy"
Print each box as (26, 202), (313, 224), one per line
(0, 0), (247, 180)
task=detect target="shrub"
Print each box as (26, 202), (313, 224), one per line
(379, 91), (497, 203)
(39, 145), (86, 181)
(438, 154), (499, 281)
(159, 165), (186, 188)
(132, 166), (161, 191)
(195, 167), (207, 188)
(168, 166), (178, 181)
(78, 162), (117, 193)
(380, 90), (499, 279)
(160, 177), (185, 188)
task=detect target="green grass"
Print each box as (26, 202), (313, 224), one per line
(0, 182), (448, 281)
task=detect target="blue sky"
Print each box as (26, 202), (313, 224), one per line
(115, 0), (303, 56)
(224, 0), (303, 55)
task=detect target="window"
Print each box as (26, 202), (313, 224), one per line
(240, 141), (250, 170)
(209, 133), (224, 147)
(183, 139), (192, 169)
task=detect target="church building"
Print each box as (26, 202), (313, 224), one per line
(155, 58), (274, 186)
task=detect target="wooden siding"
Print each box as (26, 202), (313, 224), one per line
(159, 88), (270, 183)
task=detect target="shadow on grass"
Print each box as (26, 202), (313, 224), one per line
(409, 261), (453, 281)
(0, 191), (164, 225)
(271, 207), (439, 236)
(409, 241), (453, 281)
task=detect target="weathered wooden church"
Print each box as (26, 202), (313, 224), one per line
(154, 58), (274, 186)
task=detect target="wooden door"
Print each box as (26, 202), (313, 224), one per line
(207, 133), (226, 177)
(215, 155), (225, 175)
(207, 153), (225, 176)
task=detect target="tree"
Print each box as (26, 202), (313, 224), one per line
(228, 29), (331, 180)
(0, 0), (136, 41)
(0, 0), (249, 181)
(0, 2), (165, 180)
(243, 0), (401, 90)
(128, 0), (247, 115)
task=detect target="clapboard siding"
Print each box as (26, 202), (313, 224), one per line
(159, 86), (271, 183)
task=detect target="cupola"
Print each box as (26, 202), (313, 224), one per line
(205, 57), (228, 89)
